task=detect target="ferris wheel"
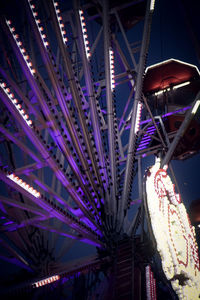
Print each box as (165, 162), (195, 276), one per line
(0, 0), (200, 299)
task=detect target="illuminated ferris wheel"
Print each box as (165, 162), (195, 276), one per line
(0, 0), (200, 299)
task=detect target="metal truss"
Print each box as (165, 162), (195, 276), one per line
(0, 0), (199, 297)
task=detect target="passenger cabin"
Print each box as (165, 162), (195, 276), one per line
(143, 59), (200, 160)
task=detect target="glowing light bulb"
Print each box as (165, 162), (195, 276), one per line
(33, 275), (60, 288)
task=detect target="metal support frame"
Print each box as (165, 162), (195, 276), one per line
(0, 170), (102, 246)
(1, 1), (199, 297)
(103, 0), (117, 223)
(161, 90), (200, 167)
(74, 0), (108, 192)
(118, 0), (153, 230)
(114, 9), (137, 70)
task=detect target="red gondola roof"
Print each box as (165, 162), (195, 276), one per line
(143, 59), (200, 94)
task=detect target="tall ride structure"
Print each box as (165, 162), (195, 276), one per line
(0, 0), (200, 299)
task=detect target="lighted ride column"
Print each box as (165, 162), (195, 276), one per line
(145, 157), (200, 300)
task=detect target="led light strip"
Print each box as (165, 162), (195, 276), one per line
(134, 102), (142, 133)
(145, 266), (150, 299)
(192, 100), (200, 114)
(33, 275), (60, 288)
(109, 48), (115, 91)
(154, 88), (170, 96)
(79, 10), (91, 60)
(6, 20), (36, 76)
(173, 81), (190, 90)
(150, 0), (155, 11)
(147, 266), (156, 300)
(0, 82), (33, 127)
(52, 0), (68, 44)
(154, 81), (190, 96)
(28, 0), (49, 48)
(7, 173), (40, 198)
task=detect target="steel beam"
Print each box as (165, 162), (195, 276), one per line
(0, 215), (50, 232)
(118, 0), (153, 230)
(0, 171), (102, 246)
(0, 67), (46, 127)
(0, 237), (32, 271)
(0, 125), (43, 165)
(0, 87), (100, 229)
(74, 0), (108, 193)
(161, 91), (200, 167)
(0, 196), (48, 216)
(114, 9), (137, 70)
(47, 0), (104, 193)
(103, 0), (117, 222)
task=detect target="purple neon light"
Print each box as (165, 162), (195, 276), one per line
(139, 106), (191, 126)
(147, 125), (156, 129)
(138, 141), (151, 146)
(137, 146), (148, 151)
(141, 134), (151, 141)
(3, 221), (14, 226)
(143, 134), (151, 137)
(139, 139), (150, 142)
(146, 129), (156, 133)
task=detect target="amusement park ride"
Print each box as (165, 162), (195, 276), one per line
(0, 0), (200, 299)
